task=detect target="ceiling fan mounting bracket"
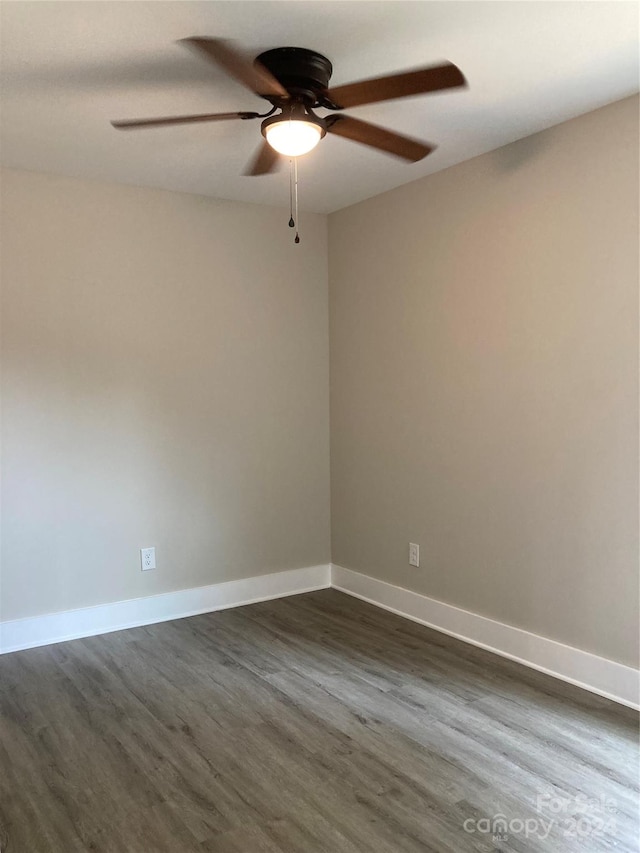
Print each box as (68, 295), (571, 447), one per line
(261, 102), (327, 140)
(256, 47), (333, 105)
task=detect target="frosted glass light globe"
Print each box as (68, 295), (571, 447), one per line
(265, 120), (322, 157)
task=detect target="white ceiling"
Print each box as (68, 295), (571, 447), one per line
(1, 1), (638, 213)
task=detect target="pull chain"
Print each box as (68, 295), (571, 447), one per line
(294, 158), (300, 244)
(288, 159), (295, 229)
(286, 158), (301, 245)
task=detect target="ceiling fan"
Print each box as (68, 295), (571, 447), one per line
(111, 38), (468, 175)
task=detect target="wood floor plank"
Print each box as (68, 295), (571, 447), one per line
(1, 589), (637, 851)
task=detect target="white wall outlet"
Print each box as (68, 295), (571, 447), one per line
(409, 542), (420, 568)
(140, 547), (156, 571)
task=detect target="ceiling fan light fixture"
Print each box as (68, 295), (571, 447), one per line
(262, 107), (326, 158)
(265, 120), (322, 157)
(111, 39), (465, 182)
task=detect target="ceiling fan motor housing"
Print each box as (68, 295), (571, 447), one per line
(256, 47), (333, 104)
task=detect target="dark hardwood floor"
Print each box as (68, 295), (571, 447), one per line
(0, 589), (637, 852)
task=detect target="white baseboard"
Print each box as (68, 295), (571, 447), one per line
(331, 565), (639, 711)
(0, 564), (331, 655)
(2, 561), (636, 711)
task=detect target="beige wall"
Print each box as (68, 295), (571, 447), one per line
(0, 169), (330, 621)
(2, 96), (638, 669)
(329, 96), (639, 668)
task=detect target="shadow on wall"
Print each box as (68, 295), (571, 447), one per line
(489, 131), (550, 172)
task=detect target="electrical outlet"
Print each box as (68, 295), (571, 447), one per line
(140, 547), (156, 571)
(409, 542), (420, 567)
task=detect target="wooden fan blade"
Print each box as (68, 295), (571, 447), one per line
(325, 62), (466, 109)
(244, 140), (281, 176)
(326, 115), (434, 162)
(180, 37), (288, 99)
(111, 111), (259, 130)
